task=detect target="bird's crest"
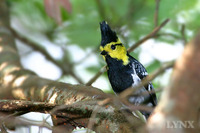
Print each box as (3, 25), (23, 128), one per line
(100, 21), (118, 47)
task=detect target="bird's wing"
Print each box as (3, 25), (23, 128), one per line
(131, 58), (148, 80)
(130, 59), (157, 106)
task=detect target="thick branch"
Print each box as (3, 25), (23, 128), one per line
(0, 100), (56, 112)
(145, 33), (200, 133)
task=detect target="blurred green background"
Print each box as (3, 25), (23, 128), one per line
(7, 0), (200, 99)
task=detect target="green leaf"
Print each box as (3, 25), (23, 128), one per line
(146, 60), (161, 73)
(10, 0), (56, 33)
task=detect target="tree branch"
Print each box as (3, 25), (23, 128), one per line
(145, 32), (200, 133)
(95, 0), (106, 20)
(10, 28), (83, 84)
(127, 18), (170, 53)
(0, 100), (56, 112)
(154, 0), (160, 27)
(181, 24), (187, 44)
(0, 112), (52, 131)
(86, 66), (107, 86)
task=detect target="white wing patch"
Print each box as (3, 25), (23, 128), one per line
(142, 71), (148, 76)
(131, 63), (142, 87)
(148, 84), (151, 91)
(131, 73), (141, 87)
(129, 63), (147, 105)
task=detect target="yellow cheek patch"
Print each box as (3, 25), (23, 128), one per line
(100, 39), (129, 65)
(100, 46), (104, 51)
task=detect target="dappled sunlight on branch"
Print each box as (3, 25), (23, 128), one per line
(12, 88), (27, 99)
(12, 76), (28, 87)
(3, 74), (15, 86)
(49, 92), (58, 104)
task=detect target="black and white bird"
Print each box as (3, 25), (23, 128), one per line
(99, 21), (157, 119)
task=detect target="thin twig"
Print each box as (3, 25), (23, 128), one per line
(127, 18), (170, 53)
(96, 0), (106, 20)
(0, 113), (52, 130)
(86, 19), (170, 86)
(140, 88), (164, 97)
(123, 0), (135, 23)
(155, 32), (181, 39)
(87, 98), (112, 131)
(87, 105), (100, 131)
(86, 65), (107, 86)
(0, 123), (8, 133)
(16, 117), (52, 130)
(73, 48), (98, 65)
(154, 0), (160, 27)
(181, 24), (187, 45)
(0, 111), (25, 122)
(128, 105), (154, 113)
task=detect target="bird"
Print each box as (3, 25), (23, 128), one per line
(99, 21), (157, 119)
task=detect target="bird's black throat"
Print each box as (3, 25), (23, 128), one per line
(105, 55), (133, 93)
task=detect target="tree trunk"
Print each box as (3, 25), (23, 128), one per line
(146, 33), (200, 133)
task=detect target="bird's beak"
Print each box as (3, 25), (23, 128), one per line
(100, 50), (108, 55)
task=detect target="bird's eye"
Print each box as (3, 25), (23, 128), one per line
(111, 45), (116, 50)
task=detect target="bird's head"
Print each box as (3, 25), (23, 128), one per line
(99, 21), (129, 65)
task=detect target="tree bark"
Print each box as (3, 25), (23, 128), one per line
(146, 33), (200, 133)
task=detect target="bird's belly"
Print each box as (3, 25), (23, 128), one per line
(108, 70), (133, 93)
